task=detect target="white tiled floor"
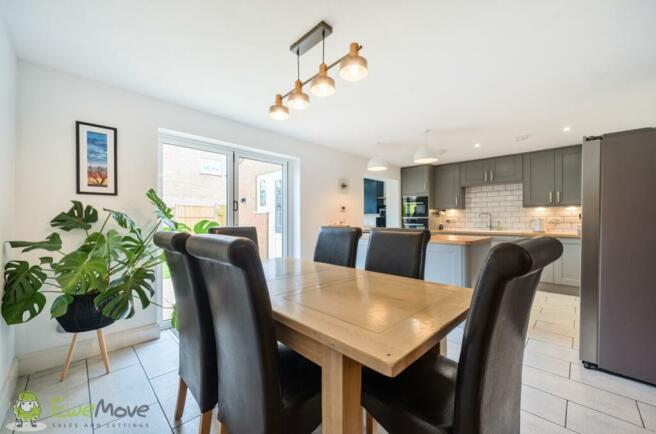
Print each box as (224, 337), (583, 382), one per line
(3, 291), (656, 433)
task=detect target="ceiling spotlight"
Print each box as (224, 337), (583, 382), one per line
(562, 126), (572, 132)
(340, 42), (368, 81)
(268, 94), (289, 120)
(413, 129), (439, 164)
(474, 143), (481, 148)
(311, 63), (336, 97)
(367, 157), (389, 171)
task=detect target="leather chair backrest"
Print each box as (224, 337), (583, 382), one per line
(313, 226), (363, 267)
(153, 231), (217, 412)
(187, 234), (283, 434)
(364, 229), (431, 279)
(209, 226), (259, 247)
(453, 236), (563, 434)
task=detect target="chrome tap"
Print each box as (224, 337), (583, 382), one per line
(479, 212), (493, 230)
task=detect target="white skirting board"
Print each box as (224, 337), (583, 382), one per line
(16, 323), (161, 376)
(0, 357), (18, 424)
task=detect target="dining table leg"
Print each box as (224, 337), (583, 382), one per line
(322, 346), (363, 434)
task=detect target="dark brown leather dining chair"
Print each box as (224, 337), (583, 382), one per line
(187, 234), (322, 434)
(361, 236), (563, 434)
(313, 226), (363, 267)
(154, 231), (217, 434)
(364, 228), (431, 279)
(209, 225), (259, 247)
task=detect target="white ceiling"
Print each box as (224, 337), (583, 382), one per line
(2, 0), (655, 166)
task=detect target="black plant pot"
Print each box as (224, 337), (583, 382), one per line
(55, 293), (116, 333)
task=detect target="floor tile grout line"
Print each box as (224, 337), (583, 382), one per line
(567, 400), (648, 429)
(521, 408), (578, 433)
(637, 399), (646, 429)
(132, 343), (176, 433)
(85, 358), (94, 434)
(564, 399), (569, 428)
(567, 374), (656, 407)
(522, 382), (571, 403)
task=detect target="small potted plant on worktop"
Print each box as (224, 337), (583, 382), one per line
(0, 189), (182, 328)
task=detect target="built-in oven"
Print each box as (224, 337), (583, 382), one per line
(402, 196), (429, 218)
(402, 217), (428, 229)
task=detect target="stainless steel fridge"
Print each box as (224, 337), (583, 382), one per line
(580, 128), (656, 384)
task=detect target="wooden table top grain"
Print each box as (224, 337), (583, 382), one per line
(263, 257), (473, 377)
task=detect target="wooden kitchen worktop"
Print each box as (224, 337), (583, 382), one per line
(361, 232), (492, 246)
(432, 228), (581, 239)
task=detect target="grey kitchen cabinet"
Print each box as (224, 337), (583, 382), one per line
(523, 150), (556, 206)
(488, 155), (523, 184)
(460, 159), (488, 186)
(402, 165), (433, 197)
(523, 146), (582, 206)
(555, 146), (582, 205)
(460, 155), (522, 186)
(433, 164), (464, 209)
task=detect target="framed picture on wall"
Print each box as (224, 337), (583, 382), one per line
(76, 121), (118, 195)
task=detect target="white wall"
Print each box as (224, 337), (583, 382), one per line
(14, 61), (399, 360)
(0, 12), (17, 417)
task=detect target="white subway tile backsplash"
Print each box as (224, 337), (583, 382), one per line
(431, 183), (581, 232)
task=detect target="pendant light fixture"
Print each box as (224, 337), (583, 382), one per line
(268, 94), (289, 120)
(340, 42), (368, 81)
(268, 21), (367, 120)
(288, 50), (310, 110)
(413, 129), (439, 164)
(310, 30), (336, 97)
(367, 156), (389, 172)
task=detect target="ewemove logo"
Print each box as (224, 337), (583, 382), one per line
(6, 391), (47, 432)
(6, 392), (153, 432)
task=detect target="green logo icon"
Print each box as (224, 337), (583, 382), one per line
(9, 391), (46, 432)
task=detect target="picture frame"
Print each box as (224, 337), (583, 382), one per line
(76, 121), (118, 195)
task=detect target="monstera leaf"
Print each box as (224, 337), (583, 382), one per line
(95, 267), (155, 320)
(9, 233), (63, 253)
(50, 294), (74, 318)
(1, 261), (47, 325)
(104, 208), (136, 230)
(193, 219), (220, 234)
(146, 188), (174, 221)
(51, 201), (98, 231)
(54, 250), (108, 294)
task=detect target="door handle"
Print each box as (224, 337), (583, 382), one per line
(233, 200), (239, 212)
(549, 192), (553, 203)
(484, 171), (488, 182)
(490, 170), (494, 182)
(557, 191), (561, 203)
(455, 195), (458, 207)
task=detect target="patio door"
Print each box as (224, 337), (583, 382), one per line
(159, 137), (290, 323)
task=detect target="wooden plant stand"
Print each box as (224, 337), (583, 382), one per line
(60, 329), (111, 382)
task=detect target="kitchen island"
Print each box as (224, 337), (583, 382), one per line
(356, 233), (492, 287)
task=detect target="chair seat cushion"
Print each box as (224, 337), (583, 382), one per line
(278, 343), (322, 434)
(362, 353), (458, 434)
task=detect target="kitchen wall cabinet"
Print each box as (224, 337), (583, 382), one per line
(401, 165), (433, 197)
(460, 155), (522, 187)
(364, 178), (384, 214)
(433, 164), (464, 209)
(523, 145), (581, 206)
(555, 147), (582, 205)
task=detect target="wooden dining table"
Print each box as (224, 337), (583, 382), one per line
(261, 257), (473, 434)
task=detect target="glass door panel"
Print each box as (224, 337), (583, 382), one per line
(161, 143), (230, 320)
(235, 156), (285, 259)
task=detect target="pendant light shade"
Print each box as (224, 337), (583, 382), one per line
(288, 80), (310, 110)
(339, 42), (368, 82)
(268, 94), (289, 120)
(311, 63), (336, 97)
(413, 147), (438, 164)
(367, 157), (389, 172)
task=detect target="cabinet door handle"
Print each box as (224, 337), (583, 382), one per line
(490, 170), (494, 181)
(549, 192), (553, 203)
(455, 195), (458, 207)
(557, 191), (561, 203)
(484, 171), (488, 182)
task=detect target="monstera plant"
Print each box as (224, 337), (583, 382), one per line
(1, 189), (181, 326)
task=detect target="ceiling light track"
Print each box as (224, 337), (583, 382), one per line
(269, 21), (368, 120)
